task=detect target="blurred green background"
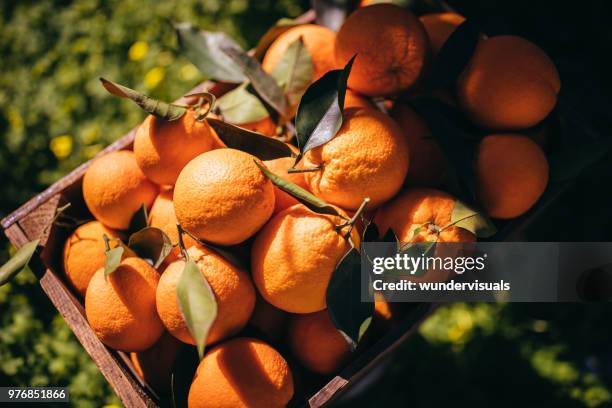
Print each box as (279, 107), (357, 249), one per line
(1, 0), (612, 407)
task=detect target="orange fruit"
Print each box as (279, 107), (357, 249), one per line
(252, 204), (359, 314)
(248, 294), (288, 340)
(374, 188), (476, 243)
(302, 107), (409, 210)
(148, 189), (197, 264)
(130, 331), (183, 393)
(390, 103), (447, 186)
(85, 257), (163, 351)
(188, 337), (293, 408)
(344, 89), (373, 110)
(174, 149), (275, 245)
(476, 134), (549, 219)
(62, 221), (124, 297)
(419, 12), (466, 55)
(134, 110), (218, 186)
(156, 244), (255, 346)
(457, 35), (561, 130)
(83, 150), (158, 230)
(288, 311), (351, 374)
(262, 24), (338, 82)
(237, 116), (277, 137)
(335, 4), (429, 96)
(263, 155), (308, 214)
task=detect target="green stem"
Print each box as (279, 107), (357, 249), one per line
(287, 165), (323, 174)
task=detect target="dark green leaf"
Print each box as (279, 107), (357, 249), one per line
(207, 118), (293, 160)
(424, 19), (481, 91)
(450, 200), (497, 238)
(326, 247), (374, 348)
(100, 78), (187, 121)
(128, 203), (149, 236)
(0, 240), (39, 286)
(220, 46), (288, 117)
(253, 18), (302, 61)
(295, 55), (355, 157)
(271, 37), (313, 107)
(255, 160), (344, 218)
(177, 259), (217, 359)
(363, 222), (380, 242)
(128, 227), (174, 269)
(104, 246), (124, 276)
(174, 22), (246, 83)
(216, 83), (269, 124)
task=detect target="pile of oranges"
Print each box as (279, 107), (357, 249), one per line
(61, 3), (559, 407)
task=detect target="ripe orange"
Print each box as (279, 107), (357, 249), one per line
(236, 116), (277, 137)
(174, 149), (275, 245)
(156, 244), (255, 346)
(188, 337), (293, 408)
(262, 24), (338, 82)
(134, 110), (217, 186)
(390, 103), (447, 187)
(288, 311), (351, 374)
(419, 12), (466, 55)
(335, 4), (429, 96)
(302, 107), (409, 210)
(457, 35), (561, 130)
(148, 189), (197, 264)
(83, 150), (158, 230)
(262, 155), (308, 214)
(344, 89), (373, 110)
(476, 134), (549, 219)
(85, 257), (163, 352)
(251, 204), (359, 314)
(62, 221), (124, 297)
(374, 188), (476, 243)
(130, 331), (183, 393)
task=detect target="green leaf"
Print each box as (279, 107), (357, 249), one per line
(326, 247), (374, 349)
(253, 18), (302, 61)
(271, 37), (313, 107)
(0, 240), (39, 286)
(128, 227), (174, 269)
(295, 55), (355, 157)
(220, 46), (288, 117)
(128, 203), (149, 236)
(174, 22), (246, 83)
(207, 118), (293, 160)
(216, 83), (269, 124)
(424, 19), (481, 91)
(255, 160), (344, 218)
(177, 259), (217, 359)
(104, 246), (124, 277)
(99, 78), (187, 121)
(362, 222), (380, 242)
(450, 200), (497, 238)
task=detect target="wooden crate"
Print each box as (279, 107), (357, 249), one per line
(1, 2), (581, 407)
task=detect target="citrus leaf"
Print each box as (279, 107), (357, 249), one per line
(128, 227), (174, 269)
(174, 22), (246, 83)
(179, 226), (248, 271)
(450, 200), (497, 238)
(207, 118), (293, 160)
(216, 83), (269, 124)
(220, 46), (288, 117)
(0, 240), (39, 286)
(255, 160), (344, 218)
(295, 55), (355, 157)
(326, 247), (374, 349)
(253, 18), (302, 61)
(271, 37), (313, 107)
(128, 203), (149, 236)
(177, 259), (217, 359)
(363, 222), (380, 242)
(100, 78), (187, 121)
(424, 19), (481, 91)
(104, 246), (124, 276)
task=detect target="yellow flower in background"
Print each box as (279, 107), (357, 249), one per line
(144, 66), (165, 89)
(50, 134), (73, 160)
(128, 41), (149, 61)
(180, 63), (199, 81)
